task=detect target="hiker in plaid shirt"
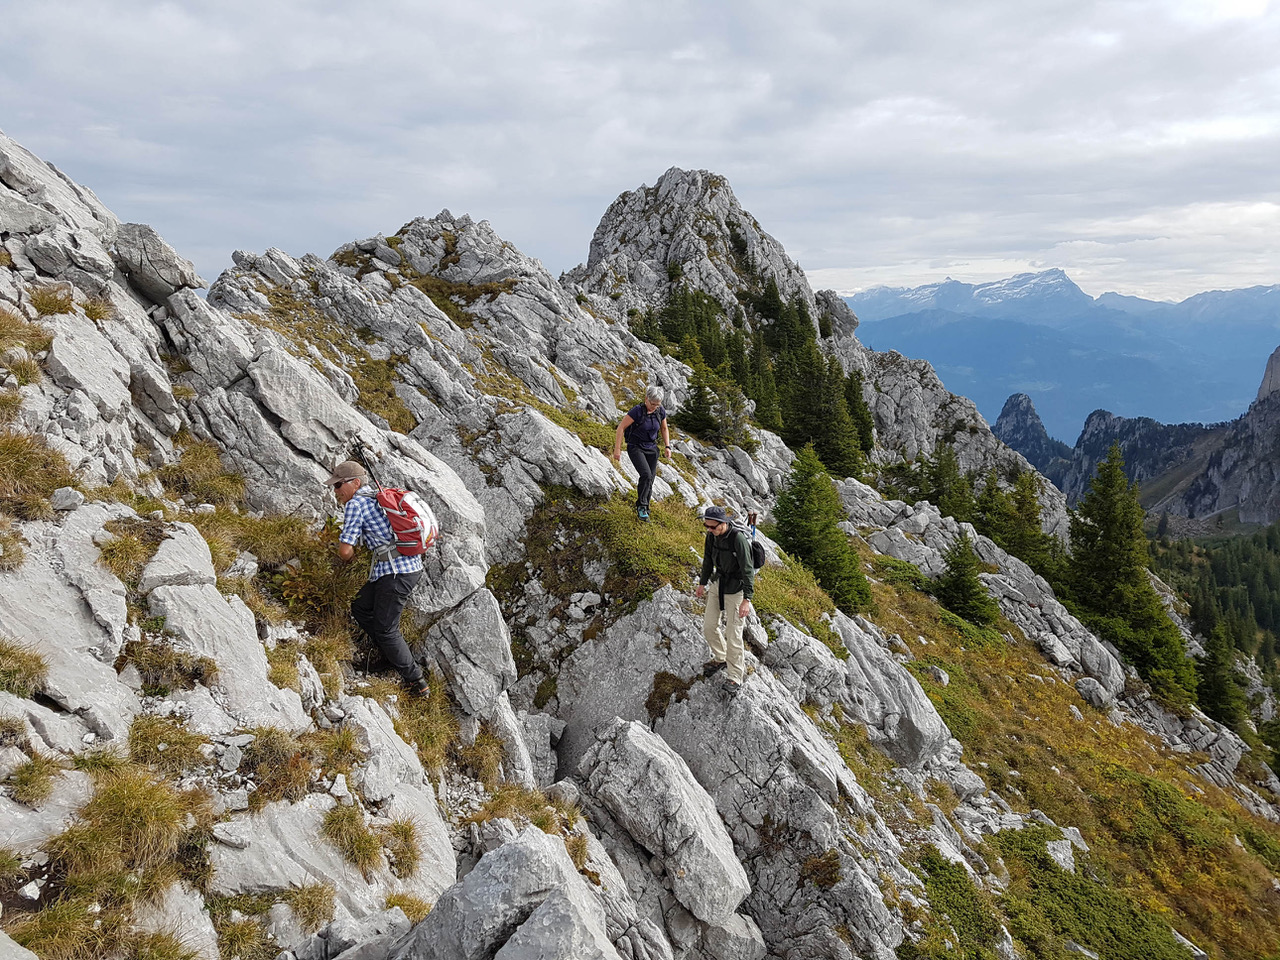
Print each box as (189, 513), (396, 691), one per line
(328, 460), (428, 696)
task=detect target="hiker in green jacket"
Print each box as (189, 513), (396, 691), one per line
(695, 506), (754, 697)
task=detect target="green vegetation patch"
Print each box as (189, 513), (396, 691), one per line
(128, 715), (208, 776)
(870, 571), (1280, 959)
(898, 847), (1000, 960)
(991, 826), (1189, 960)
(646, 671), (694, 720)
(753, 555), (847, 660)
(871, 554), (931, 591)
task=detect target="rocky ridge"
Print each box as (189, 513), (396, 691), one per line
(0, 130), (1274, 959)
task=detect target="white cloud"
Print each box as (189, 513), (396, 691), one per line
(0, 0), (1277, 300)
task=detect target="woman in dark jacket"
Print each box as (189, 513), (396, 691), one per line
(611, 384), (671, 520)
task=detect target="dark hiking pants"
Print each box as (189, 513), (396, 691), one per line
(351, 570), (423, 684)
(628, 446), (658, 511)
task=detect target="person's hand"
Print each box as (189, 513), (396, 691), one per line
(695, 584), (706, 599)
(610, 448), (621, 462)
(664, 448), (672, 460)
(737, 599), (750, 618)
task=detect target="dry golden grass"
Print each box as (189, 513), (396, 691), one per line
(0, 307), (52, 351)
(5, 356), (41, 386)
(0, 513), (26, 570)
(385, 892), (432, 924)
(213, 916), (274, 960)
(158, 439), (244, 505)
(283, 882), (336, 933)
(458, 725), (506, 788)
(82, 297), (115, 322)
(120, 637), (218, 696)
(321, 804), (383, 877)
(243, 727), (315, 811)
(98, 531), (154, 585)
(9, 751), (62, 806)
(29, 285), (74, 316)
(0, 636), (47, 696)
(379, 817), (421, 878)
(467, 782), (579, 837)
(128, 715), (208, 776)
(0, 428), (76, 518)
(301, 725), (364, 776)
(0, 387), (21, 426)
(869, 574), (1280, 959)
(0, 248), (12, 269)
(0, 714), (29, 750)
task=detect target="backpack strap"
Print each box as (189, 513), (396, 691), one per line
(353, 490), (399, 562)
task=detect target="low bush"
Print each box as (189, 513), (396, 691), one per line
(872, 554), (930, 591)
(0, 636), (47, 696)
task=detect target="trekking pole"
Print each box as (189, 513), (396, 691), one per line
(349, 436), (385, 492)
(748, 511), (758, 540)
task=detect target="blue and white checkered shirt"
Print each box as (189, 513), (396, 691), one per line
(340, 486), (425, 581)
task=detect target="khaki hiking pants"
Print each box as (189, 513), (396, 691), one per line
(704, 583), (745, 685)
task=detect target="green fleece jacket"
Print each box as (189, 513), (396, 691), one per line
(699, 528), (755, 599)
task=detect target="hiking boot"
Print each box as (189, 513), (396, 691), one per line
(638, 506), (650, 521)
(722, 678), (742, 697)
(408, 677), (430, 698)
(702, 659), (727, 678)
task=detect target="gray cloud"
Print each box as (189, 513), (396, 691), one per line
(2, 0), (1277, 299)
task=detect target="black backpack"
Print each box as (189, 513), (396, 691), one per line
(732, 512), (766, 570)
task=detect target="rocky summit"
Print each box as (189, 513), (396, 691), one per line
(2, 128), (1279, 960)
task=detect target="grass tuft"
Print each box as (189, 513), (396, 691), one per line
(118, 637), (218, 696)
(213, 917), (274, 960)
(0, 387), (22, 426)
(242, 727), (315, 811)
(9, 751), (62, 806)
(158, 439), (244, 506)
(5, 356), (41, 385)
(0, 636), (47, 696)
(380, 817), (421, 878)
(0, 428), (76, 518)
(753, 555), (847, 659)
(82, 297), (115, 322)
(385, 892), (432, 924)
(467, 782), (579, 838)
(129, 715), (208, 775)
(0, 714), (30, 750)
(321, 804), (383, 877)
(376, 678), (458, 771)
(458, 725), (506, 788)
(284, 882), (336, 933)
(0, 513), (27, 568)
(29, 285), (74, 316)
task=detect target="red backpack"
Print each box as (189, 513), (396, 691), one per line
(356, 487), (439, 561)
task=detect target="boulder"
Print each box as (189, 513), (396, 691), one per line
(137, 522), (217, 594)
(420, 589), (516, 719)
(113, 222), (204, 302)
(579, 719), (749, 924)
(391, 826), (615, 960)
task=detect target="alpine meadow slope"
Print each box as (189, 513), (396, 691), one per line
(2, 132), (1280, 960)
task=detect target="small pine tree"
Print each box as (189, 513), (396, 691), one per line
(674, 340), (717, 436)
(927, 445), (976, 523)
(1197, 624), (1247, 732)
(844, 370), (875, 454)
(1070, 442), (1196, 701)
(774, 444), (871, 614)
(935, 533), (999, 626)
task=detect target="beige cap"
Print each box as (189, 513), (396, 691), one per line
(326, 460), (368, 486)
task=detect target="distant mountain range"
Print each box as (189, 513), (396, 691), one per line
(848, 270), (1280, 442)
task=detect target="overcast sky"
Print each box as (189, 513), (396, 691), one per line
(2, 0), (1278, 301)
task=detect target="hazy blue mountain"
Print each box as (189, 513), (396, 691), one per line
(848, 271), (1280, 441)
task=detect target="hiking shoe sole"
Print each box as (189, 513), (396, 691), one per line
(702, 660), (727, 678)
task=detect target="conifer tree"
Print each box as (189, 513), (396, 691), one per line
(673, 339), (716, 436)
(927, 445), (976, 523)
(844, 370), (875, 454)
(1197, 624), (1247, 732)
(748, 331), (783, 432)
(814, 355), (862, 479)
(935, 533), (999, 626)
(1070, 442), (1196, 701)
(774, 444), (871, 614)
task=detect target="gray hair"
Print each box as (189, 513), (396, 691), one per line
(645, 384), (664, 404)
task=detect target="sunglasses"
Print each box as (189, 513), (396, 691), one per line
(331, 480), (350, 491)
(704, 522), (721, 530)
